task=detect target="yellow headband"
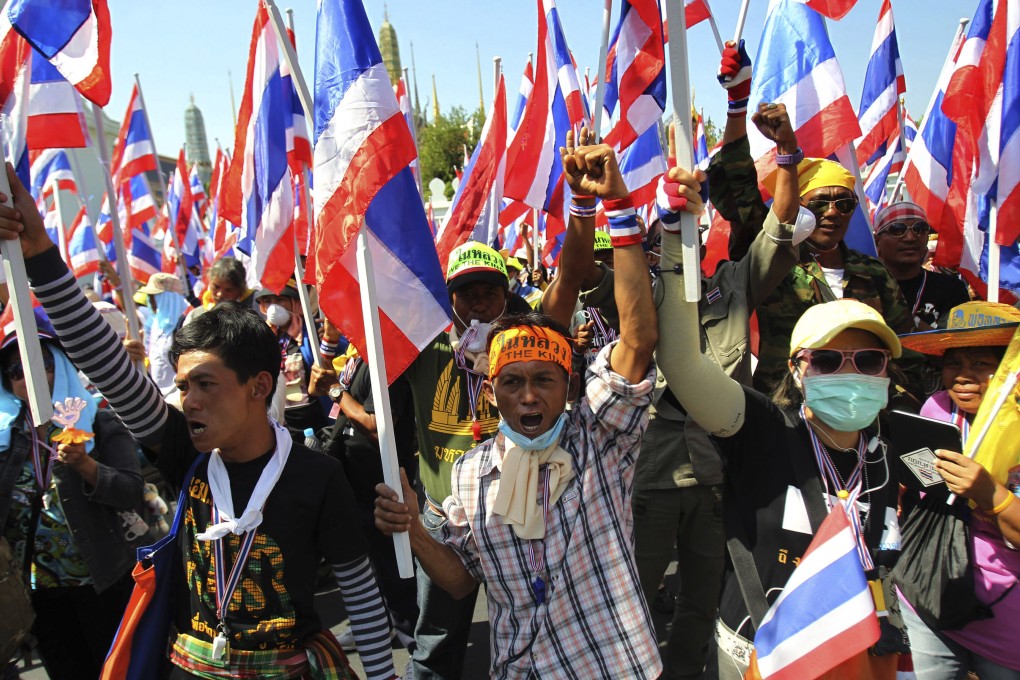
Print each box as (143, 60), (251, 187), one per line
(488, 326), (572, 379)
(762, 157), (856, 197)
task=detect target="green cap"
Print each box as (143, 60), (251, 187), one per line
(446, 241), (509, 291)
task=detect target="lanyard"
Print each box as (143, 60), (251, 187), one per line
(211, 508), (259, 632)
(911, 270), (929, 320)
(453, 347), (487, 442)
(527, 466), (552, 605)
(801, 407), (875, 571)
(583, 307), (618, 363)
(28, 422), (58, 493)
(949, 402), (971, 446)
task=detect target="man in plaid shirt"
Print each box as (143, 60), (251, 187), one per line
(376, 137), (707, 678)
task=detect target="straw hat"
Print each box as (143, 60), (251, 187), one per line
(898, 301), (1020, 356)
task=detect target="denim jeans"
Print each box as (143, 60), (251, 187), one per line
(902, 605), (1020, 680)
(411, 504), (483, 680)
(633, 484), (725, 679)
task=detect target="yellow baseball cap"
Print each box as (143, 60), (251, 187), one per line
(446, 241), (508, 291)
(790, 299), (902, 358)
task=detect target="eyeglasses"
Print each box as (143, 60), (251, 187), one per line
(4, 353), (55, 382)
(794, 348), (890, 376)
(804, 197), (858, 217)
(877, 221), (931, 238)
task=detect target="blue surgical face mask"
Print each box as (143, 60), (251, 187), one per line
(801, 373), (889, 432)
(499, 412), (568, 451)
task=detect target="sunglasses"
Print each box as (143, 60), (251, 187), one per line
(804, 197), (858, 217)
(4, 353), (55, 382)
(795, 348), (890, 376)
(877, 221), (931, 238)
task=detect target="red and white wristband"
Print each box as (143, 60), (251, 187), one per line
(603, 195), (642, 247)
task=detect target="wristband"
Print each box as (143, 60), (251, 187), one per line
(986, 491), (1016, 516)
(606, 198), (642, 247)
(727, 98), (749, 117)
(319, 340), (339, 357)
(601, 195), (634, 213)
(571, 193), (595, 202)
(775, 147), (804, 167)
(569, 203), (597, 219)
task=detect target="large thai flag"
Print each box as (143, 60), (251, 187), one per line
(0, 20), (32, 188)
(67, 206), (100, 278)
(27, 53), (87, 149)
(220, 4), (295, 294)
(617, 122), (667, 208)
(747, 505), (880, 679)
(435, 74), (507, 270)
(855, 0), (905, 167)
(5, 0), (111, 106)
(313, 0), (451, 382)
(110, 83), (157, 187)
(748, 0), (861, 177)
(504, 0), (587, 241)
(602, 0), (665, 153)
(499, 58), (536, 229)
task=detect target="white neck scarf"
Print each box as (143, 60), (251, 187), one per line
(492, 436), (574, 540)
(196, 419), (292, 541)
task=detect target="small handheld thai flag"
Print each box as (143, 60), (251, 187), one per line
(747, 505), (880, 680)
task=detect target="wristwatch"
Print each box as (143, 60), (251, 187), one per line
(328, 384), (346, 402)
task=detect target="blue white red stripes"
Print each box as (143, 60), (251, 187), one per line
(436, 74), (507, 270)
(167, 151), (200, 260)
(5, 0), (111, 105)
(30, 149), (77, 204)
(27, 53), (87, 149)
(0, 18), (33, 188)
(602, 0), (666, 153)
(220, 4), (295, 293)
(110, 84), (158, 187)
(750, 505), (880, 679)
(67, 206), (100, 278)
(855, 0), (905, 167)
(313, 0), (450, 383)
(617, 122), (667, 208)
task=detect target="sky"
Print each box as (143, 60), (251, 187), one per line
(103, 0), (972, 168)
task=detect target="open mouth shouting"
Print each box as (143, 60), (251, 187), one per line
(518, 412), (545, 435)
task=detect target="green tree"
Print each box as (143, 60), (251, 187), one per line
(417, 105), (485, 200)
(703, 117), (720, 149)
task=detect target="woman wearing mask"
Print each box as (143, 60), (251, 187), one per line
(0, 307), (147, 679)
(897, 301), (1020, 679)
(256, 281), (331, 442)
(658, 196), (905, 677)
(137, 272), (191, 396)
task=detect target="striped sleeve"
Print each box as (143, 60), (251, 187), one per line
(25, 247), (169, 444)
(333, 556), (396, 679)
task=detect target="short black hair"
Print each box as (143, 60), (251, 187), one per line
(485, 311), (574, 377)
(169, 302), (279, 404)
(208, 257), (248, 290)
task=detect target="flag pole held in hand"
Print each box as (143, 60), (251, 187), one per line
(664, 0), (701, 302)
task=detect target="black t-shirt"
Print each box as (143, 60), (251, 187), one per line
(149, 408), (366, 652)
(899, 270), (971, 329)
(713, 388), (902, 638)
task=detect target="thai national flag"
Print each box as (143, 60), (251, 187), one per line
(499, 58), (537, 230)
(435, 73), (507, 270)
(282, 25), (312, 174)
(220, 4), (295, 293)
(792, 0), (858, 21)
(110, 83), (158, 188)
(504, 0), (587, 243)
(0, 21), (32, 188)
(602, 0), (665, 153)
(27, 52), (87, 149)
(395, 76), (420, 194)
(188, 164), (207, 220)
(30, 149), (77, 204)
(747, 505), (880, 679)
(127, 222), (161, 284)
(208, 149), (238, 261)
(313, 0), (451, 382)
(990, 0), (1020, 248)
(5, 0), (111, 106)
(693, 109), (710, 170)
(855, 0), (905, 167)
(123, 173), (156, 229)
(67, 206), (100, 278)
(661, 0), (714, 40)
(166, 151), (200, 260)
(617, 122), (667, 208)
(863, 129), (901, 216)
(748, 0), (861, 178)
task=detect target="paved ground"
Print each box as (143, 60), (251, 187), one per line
(14, 563), (679, 679)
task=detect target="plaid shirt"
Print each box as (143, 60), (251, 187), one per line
(437, 343), (661, 679)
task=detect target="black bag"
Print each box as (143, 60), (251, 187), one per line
(892, 492), (993, 630)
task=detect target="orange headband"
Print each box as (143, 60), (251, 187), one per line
(488, 326), (572, 379)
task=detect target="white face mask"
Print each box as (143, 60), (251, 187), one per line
(265, 303), (291, 328)
(464, 319), (493, 353)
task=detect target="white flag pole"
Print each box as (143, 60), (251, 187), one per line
(988, 201), (1000, 303)
(889, 18), (969, 204)
(733, 0), (752, 45)
(591, 0), (613, 140)
(89, 102), (142, 344)
(0, 134), (52, 425)
(356, 231), (415, 579)
(702, 0), (727, 54)
(490, 57), (502, 246)
(665, 0), (702, 302)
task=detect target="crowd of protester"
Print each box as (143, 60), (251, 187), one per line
(0, 41), (1018, 680)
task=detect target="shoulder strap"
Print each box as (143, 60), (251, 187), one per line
(724, 487), (770, 631)
(167, 453), (209, 539)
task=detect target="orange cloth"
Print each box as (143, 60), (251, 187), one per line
(744, 649), (899, 680)
(488, 326), (572, 379)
